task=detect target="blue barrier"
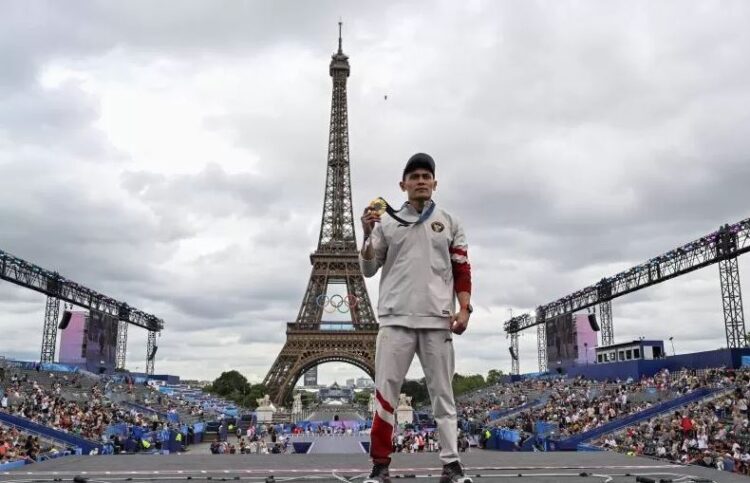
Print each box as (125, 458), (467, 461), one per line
(1, 360), (79, 373)
(105, 423), (130, 438)
(0, 460), (27, 470)
(485, 431), (520, 451)
(40, 363), (80, 373)
(2, 360), (38, 370)
(292, 442), (313, 454)
(496, 428), (520, 443)
(0, 411), (100, 454)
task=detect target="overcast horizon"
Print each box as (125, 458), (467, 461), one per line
(1, 0), (749, 385)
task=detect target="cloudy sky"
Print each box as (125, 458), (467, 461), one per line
(1, 0), (749, 384)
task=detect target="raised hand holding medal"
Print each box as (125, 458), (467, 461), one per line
(360, 198), (384, 239)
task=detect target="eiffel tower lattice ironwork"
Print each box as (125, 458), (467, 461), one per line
(263, 24), (378, 405)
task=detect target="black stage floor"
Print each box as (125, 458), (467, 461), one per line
(1, 452), (742, 483)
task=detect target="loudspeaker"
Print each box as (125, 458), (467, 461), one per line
(58, 310), (73, 330)
(98, 367), (106, 375)
(508, 346), (518, 361)
(587, 313), (600, 332)
(148, 346), (158, 360)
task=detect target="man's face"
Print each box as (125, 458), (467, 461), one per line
(400, 168), (437, 201)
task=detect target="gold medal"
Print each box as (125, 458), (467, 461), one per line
(369, 197), (387, 216)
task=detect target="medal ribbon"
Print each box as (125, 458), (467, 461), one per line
(383, 200), (436, 226)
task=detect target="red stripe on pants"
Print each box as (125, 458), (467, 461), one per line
(376, 390), (394, 413)
(370, 411), (393, 461)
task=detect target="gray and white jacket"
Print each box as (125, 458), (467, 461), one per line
(360, 200), (469, 329)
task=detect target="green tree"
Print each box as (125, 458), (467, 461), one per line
(401, 379), (429, 406)
(205, 370), (250, 398)
(451, 373), (486, 397)
(204, 371), (268, 409)
(486, 369), (504, 385)
(241, 383), (268, 409)
(354, 389), (372, 407)
(300, 391), (316, 408)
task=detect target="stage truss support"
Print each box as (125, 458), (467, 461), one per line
(511, 332), (519, 376)
(146, 331), (156, 375)
(719, 257), (746, 348)
(599, 300), (614, 347)
(1, 249), (164, 331)
(537, 321), (547, 373)
(116, 320), (128, 371)
(40, 295), (60, 364)
(504, 219), (750, 347)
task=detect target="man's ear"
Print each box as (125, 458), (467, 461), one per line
(399, 180), (406, 192)
(433, 180), (437, 191)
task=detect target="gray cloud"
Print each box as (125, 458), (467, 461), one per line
(1, 0), (749, 383)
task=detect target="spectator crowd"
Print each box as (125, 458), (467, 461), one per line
(597, 369), (750, 475)
(0, 424), (53, 465)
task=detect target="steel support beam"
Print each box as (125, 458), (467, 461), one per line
(511, 332), (519, 376)
(537, 322), (547, 373)
(719, 257), (746, 348)
(504, 218), (750, 336)
(146, 331), (157, 375)
(599, 300), (614, 347)
(116, 320), (128, 371)
(1, 249), (164, 332)
(40, 295), (60, 363)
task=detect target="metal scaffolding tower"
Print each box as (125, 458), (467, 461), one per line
(717, 223), (747, 348)
(599, 300), (614, 347)
(146, 331), (157, 375)
(510, 332), (519, 375)
(537, 321), (547, 373)
(116, 320), (129, 371)
(40, 295), (60, 363)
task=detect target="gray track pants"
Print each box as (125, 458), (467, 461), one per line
(371, 326), (459, 465)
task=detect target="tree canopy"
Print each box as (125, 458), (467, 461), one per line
(203, 370), (267, 409)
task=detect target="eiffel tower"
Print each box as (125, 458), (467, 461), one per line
(263, 23), (378, 405)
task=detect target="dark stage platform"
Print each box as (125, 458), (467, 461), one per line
(1, 452), (741, 483)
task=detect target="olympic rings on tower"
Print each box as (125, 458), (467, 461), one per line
(316, 293), (361, 313)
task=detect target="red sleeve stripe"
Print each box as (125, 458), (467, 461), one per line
(449, 246), (468, 256)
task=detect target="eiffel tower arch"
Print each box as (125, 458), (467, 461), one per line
(263, 23), (378, 406)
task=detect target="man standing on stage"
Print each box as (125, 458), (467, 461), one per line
(360, 153), (473, 483)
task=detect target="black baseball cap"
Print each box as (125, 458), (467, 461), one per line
(403, 152), (435, 179)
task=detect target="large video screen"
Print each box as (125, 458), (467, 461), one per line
(574, 314), (598, 365)
(84, 311), (118, 373)
(58, 312), (87, 365)
(546, 314), (577, 371)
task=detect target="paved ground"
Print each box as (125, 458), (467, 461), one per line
(0, 451), (741, 483)
(303, 435), (368, 454)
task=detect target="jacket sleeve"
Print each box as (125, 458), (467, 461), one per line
(450, 218), (472, 294)
(359, 223), (387, 278)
